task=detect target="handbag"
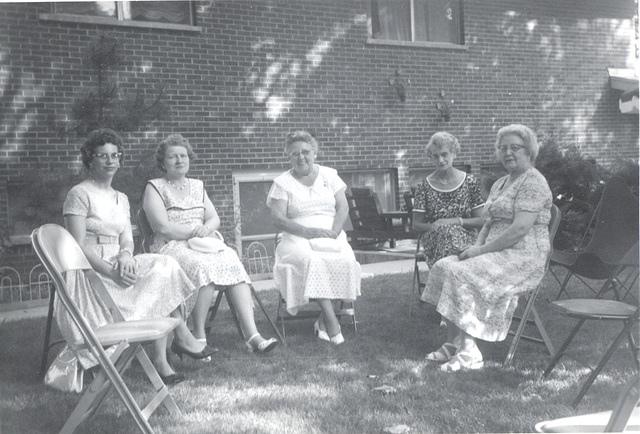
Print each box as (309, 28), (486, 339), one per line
(188, 231), (226, 253)
(44, 346), (84, 393)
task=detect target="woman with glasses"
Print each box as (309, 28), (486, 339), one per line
(266, 130), (361, 345)
(421, 124), (552, 371)
(412, 132), (484, 270)
(143, 134), (278, 353)
(60, 128), (215, 386)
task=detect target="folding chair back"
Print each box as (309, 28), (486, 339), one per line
(503, 203), (561, 365)
(552, 177), (639, 299)
(137, 208), (155, 254)
(32, 224), (181, 434)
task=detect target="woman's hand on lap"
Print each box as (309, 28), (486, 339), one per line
(458, 246), (483, 260)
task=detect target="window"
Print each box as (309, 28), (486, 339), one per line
(47, 1), (196, 28)
(369, 0), (463, 46)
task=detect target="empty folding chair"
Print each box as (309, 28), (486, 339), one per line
(543, 242), (640, 407)
(32, 224), (182, 433)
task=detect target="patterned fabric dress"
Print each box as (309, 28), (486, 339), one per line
(421, 168), (552, 342)
(266, 165), (361, 315)
(147, 178), (251, 294)
(60, 183), (196, 369)
(413, 173), (484, 267)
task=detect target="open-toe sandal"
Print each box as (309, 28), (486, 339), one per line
(425, 342), (458, 362)
(439, 350), (484, 372)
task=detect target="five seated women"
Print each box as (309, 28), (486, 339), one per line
(56, 123), (552, 382)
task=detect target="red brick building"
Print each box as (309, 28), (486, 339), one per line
(1, 1), (638, 270)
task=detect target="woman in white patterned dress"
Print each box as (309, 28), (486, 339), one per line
(143, 134), (277, 353)
(267, 130), (361, 345)
(62, 128), (216, 385)
(421, 124), (552, 372)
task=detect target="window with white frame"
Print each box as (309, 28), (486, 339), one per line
(369, 0), (463, 46)
(46, 1), (196, 28)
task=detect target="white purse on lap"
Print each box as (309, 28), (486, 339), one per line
(188, 231), (226, 253)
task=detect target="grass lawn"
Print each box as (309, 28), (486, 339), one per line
(0, 271), (637, 433)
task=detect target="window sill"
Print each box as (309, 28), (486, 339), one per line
(39, 13), (202, 32)
(366, 38), (468, 50)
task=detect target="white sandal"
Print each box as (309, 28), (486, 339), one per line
(440, 350), (484, 372)
(245, 333), (278, 353)
(425, 342), (459, 362)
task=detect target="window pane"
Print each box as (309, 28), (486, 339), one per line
(371, 0), (411, 41)
(415, 0), (461, 44)
(239, 181), (277, 236)
(129, 1), (193, 25)
(54, 1), (116, 18)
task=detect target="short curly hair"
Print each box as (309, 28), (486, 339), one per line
(80, 128), (124, 170)
(426, 131), (460, 156)
(155, 134), (195, 171)
(284, 130), (318, 155)
(495, 124), (539, 162)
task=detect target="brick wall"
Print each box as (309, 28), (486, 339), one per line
(0, 0), (638, 262)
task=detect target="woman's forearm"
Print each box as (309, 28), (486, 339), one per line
(461, 216), (485, 229)
(332, 205), (349, 233)
(478, 223), (529, 254)
(273, 215), (310, 238)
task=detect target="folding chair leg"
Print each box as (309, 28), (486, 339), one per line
(134, 346), (181, 417)
(543, 318), (587, 378)
(531, 306), (555, 356)
(204, 290), (225, 335)
(40, 288), (56, 379)
(61, 343), (156, 434)
(571, 315), (639, 407)
(249, 284), (286, 345)
(276, 296), (286, 339)
(555, 270), (574, 300)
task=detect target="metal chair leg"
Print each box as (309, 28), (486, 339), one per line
(543, 318), (587, 378)
(40, 287), (56, 379)
(249, 284), (286, 345)
(571, 314), (639, 407)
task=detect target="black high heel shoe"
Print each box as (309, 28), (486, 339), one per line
(170, 341), (217, 361)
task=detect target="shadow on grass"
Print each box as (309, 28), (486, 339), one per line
(0, 272), (636, 433)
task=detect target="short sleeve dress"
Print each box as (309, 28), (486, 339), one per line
(60, 183), (196, 369)
(266, 165), (361, 315)
(420, 168), (552, 342)
(413, 173), (484, 267)
(147, 178), (251, 291)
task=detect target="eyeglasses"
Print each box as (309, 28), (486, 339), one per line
(497, 144), (526, 154)
(288, 150), (313, 158)
(93, 152), (122, 161)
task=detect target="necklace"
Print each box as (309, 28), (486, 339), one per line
(167, 178), (187, 190)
